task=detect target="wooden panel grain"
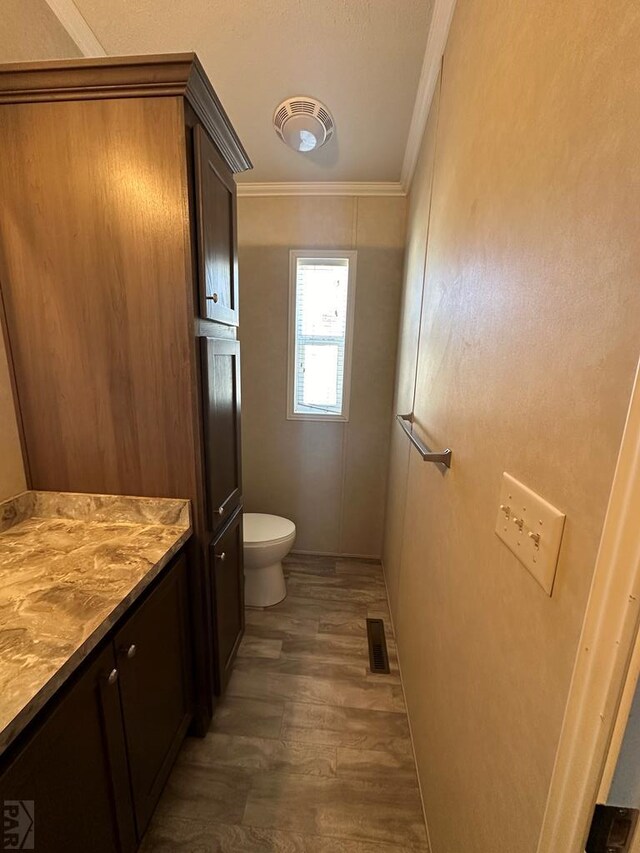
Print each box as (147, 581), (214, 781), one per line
(0, 53), (252, 174)
(194, 125), (239, 325)
(210, 507), (245, 694)
(0, 96), (198, 500)
(115, 553), (193, 837)
(200, 336), (242, 531)
(0, 643), (136, 853)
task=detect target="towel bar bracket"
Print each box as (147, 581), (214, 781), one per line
(396, 413), (452, 468)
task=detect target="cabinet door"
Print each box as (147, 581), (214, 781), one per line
(200, 336), (242, 531)
(211, 507), (245, 693)
(194, 124), (239, 325)
(115, 554), (193, 837)
(0, 645), (136, 853)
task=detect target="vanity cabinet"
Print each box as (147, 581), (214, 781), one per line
(114, 553), (192, 837)
(210, 507), (245, 692)
(0, 644), (135, 853)
(0, 551), (192, 853)
(0, 54), (251, 730)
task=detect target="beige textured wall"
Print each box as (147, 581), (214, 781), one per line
(0, 0), (81, 62)
(383, 2), (640, 852)
(384, 77), (441, 615)
(0, 0), (80, 500)
(238, 196), (405, 556)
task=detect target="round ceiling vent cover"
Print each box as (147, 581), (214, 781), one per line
(273, 96), (335, 153)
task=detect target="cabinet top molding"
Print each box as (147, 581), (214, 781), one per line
(0, 52), (252, 174)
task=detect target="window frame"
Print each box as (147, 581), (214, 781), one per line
(287, 249), (358, 422)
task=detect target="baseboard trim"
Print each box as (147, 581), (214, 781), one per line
(236, 181), (405, 198)
(290, 548), (381, 562)
(380, 557), (434, 853)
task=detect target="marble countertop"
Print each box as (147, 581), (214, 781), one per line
(0, 490), (192, 757)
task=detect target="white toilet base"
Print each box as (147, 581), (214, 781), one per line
(245, 559), (287, 608)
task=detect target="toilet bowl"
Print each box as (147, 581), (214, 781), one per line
(243, 513), (296, 607)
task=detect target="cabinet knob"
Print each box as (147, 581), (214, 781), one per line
(126, 643), (137, 659)
(217, 551), (226, 562)
(107, 668), (118, 686)
(217, 506), (225, 516)
(212, 292), (219, 303)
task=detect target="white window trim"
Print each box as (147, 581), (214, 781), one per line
(287, 249), (357, 422)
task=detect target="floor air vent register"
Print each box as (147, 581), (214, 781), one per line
(366, 618), (390, 674)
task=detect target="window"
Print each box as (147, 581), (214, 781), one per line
(288, 250), (357, 421)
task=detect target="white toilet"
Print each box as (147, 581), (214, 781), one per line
(243, 513), (296, 607)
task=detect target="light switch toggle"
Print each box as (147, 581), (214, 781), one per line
(495, 473), (566, 596)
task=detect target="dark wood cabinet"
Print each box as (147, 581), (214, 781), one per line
(0, 54), (251, 724)
(200, 337), (242, 532)
(115, 553), (192, 837)
(211, 508), (245, 693)
(0, 645), (136, 853)
(0, 551), (192, 853)
(194, 124), (239, 326)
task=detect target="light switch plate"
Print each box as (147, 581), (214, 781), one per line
(495, 472), (566, 595)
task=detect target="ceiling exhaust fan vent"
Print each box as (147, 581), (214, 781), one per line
(273, 96), (335, 153)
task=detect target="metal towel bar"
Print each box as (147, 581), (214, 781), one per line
(396, 413), (452, 468)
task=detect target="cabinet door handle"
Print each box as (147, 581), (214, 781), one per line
(107, 668), (119, 686)
(124, 643), (137, 659)
(212, 292), (219, 303)
(216, 551), (226, 562)
(217, 505), (225, 516)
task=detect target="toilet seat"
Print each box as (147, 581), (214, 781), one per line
(244, 513), (296, 547)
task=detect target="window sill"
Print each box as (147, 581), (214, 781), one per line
(286, 413), (349, 423)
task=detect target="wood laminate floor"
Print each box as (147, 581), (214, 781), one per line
(142, 555), (429, 852)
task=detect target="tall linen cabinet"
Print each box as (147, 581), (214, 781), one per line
(0, 54), (251, 731)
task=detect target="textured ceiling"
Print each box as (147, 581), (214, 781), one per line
(72, 0), (433, 182)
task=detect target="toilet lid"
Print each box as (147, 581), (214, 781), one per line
(244, 513), (296, 545)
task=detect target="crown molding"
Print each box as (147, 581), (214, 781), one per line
(45, 0), (456, 190)
(0, 54), (252, 173)
(187, 55), (252, 172)
(44, 0), (106, 56)
(400, 0), (457, 192)
(236, 181), (405, 198)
